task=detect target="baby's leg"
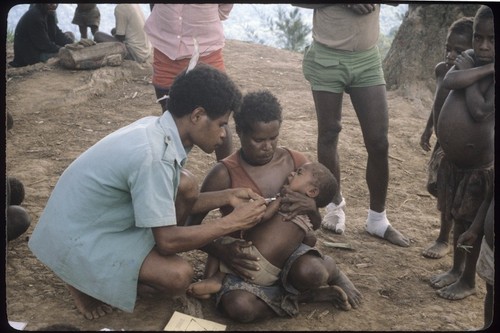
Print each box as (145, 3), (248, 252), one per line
(187, 271), (226, 299)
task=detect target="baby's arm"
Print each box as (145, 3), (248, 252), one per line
(465, 76), (495, 122)
(261, 197), (281, 221)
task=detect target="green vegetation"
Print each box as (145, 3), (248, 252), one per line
(267, 7), (311, 52)
(7, 28), (15, 43)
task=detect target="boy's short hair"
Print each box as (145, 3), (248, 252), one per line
(168, 64), (242, 119)
(234, 90), (283, 134)
(448, 17), (474, 39)
(309, 162), (338, 208)
(475, 5), (494, 23)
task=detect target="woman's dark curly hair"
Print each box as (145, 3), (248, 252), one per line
(233, 90), (283, 134)
(168, 64), (242, 119)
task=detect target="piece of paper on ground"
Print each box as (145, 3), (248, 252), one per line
(164, 311), (226, 331)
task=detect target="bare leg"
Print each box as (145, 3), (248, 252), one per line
(312, 90), (344, 205)
(220, 290), (275, 323)
(422, 211), (451, 259)
(430, 219), (466, 288)
(350, 85), (409, 247)
(483, 283), (493, 329)
(138, 249), (194, 297)
(436, 220), (481, 300)
(187, 271), (225, 299)
(288, 253), (362, 309)
(78, 25), (87, 39)
(67, 284), (113, 320)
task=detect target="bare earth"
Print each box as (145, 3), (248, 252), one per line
(5, 40), (485, 331)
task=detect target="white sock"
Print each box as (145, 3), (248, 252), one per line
(365, 209), (390, 237)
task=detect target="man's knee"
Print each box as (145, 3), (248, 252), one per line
(318, 123), (342, 146)
(366, 136), (388, 156)
(170, 261), (195, 292)
(158, 260), (194, 295)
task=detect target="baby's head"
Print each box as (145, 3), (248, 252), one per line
(286, 162), (337, 208)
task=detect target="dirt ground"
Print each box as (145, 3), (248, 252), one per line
(5, 40), (486, 331)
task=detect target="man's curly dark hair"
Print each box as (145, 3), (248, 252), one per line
(168, 64), (242, 119)
(234, 90), (283, 134)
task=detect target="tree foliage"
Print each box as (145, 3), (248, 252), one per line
(268, 7), (311, 52)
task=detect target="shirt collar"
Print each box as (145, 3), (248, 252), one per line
(159, 111), (190, 167)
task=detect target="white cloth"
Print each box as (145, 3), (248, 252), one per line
(365, 209), (390, 237)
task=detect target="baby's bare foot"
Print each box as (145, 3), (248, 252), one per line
(67, 284), (113, 320)
(187, 275), (223, 299)
(422, 241), (449, 259)
(437, 280), (476, 300)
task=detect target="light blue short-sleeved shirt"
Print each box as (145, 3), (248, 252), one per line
(28, 112), (188, 312)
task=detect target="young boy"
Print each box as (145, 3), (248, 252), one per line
(187, 162), (340, 298)
(430, 5), (494, 300)
(420, 17), (474, 259)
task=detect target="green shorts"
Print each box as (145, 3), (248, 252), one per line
(302, 41), (386, 93)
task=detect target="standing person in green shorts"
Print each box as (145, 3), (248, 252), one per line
(297, 4), (409, 247)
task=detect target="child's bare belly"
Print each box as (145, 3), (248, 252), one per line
(245, 215), (305, 269)
(437, 91), (494, 168)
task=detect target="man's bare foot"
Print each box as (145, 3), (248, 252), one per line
(437, 280), (476, 300)
(298, 285), (351, 311)
(330, 271), (363, 309)
(383, 226), (410, 247)
(186, 275), (223, 300)
(422, 241), (449, 259)
(67, 284), (113, 320)
(429, 270), (460, 289)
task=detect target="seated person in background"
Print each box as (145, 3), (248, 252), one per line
(9, 3), (75, 67)
(94, 4), (151, 63)
(188, 162), (338, 298)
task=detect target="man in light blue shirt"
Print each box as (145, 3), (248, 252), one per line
(28, 64), (267, 320)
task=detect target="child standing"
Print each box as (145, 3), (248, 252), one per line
(420, 17), (474, 259)
(430, 5), (494, 300)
